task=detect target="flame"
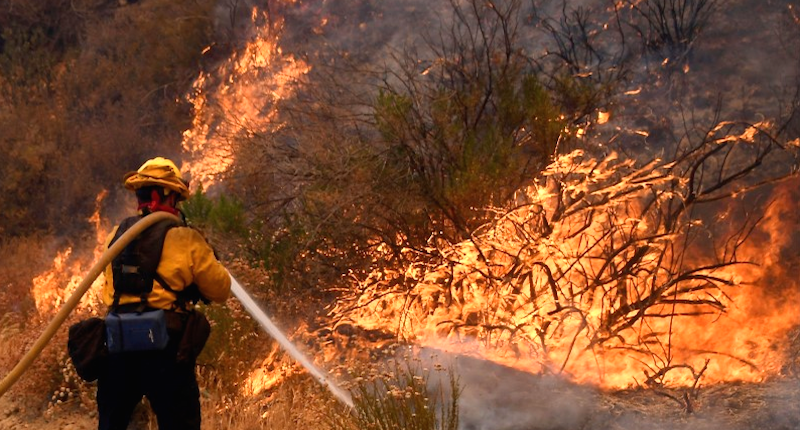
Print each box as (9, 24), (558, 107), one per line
(181, 6), (309, 191)
(172, 0), (799, 394)
(30, 191), (110, 317)
(31, 247), (74, 315)
(179, 10), (311, 398)
(245, 345), (293, 395)
(244, 350), (299, 396)
(332, 153), (800, 390)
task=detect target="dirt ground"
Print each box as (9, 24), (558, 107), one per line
(0, 395), (94, 430)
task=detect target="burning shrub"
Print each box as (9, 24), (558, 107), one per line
(330, 117), (799, 388)
(226, 0), (572, 298)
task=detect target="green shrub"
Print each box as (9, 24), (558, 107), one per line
(182, 188), (247, 236)
(374, 67), (563, 242)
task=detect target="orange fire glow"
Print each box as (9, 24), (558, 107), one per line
(244, 345), (299, 396)
(177, 3), (313, 394)
(181, 6), (309, 192)
(175, 2), (798, 395)
(331, 151), (800, 390)
(31, 191), (110, 317)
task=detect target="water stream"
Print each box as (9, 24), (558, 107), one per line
(229, 275), (354, 409)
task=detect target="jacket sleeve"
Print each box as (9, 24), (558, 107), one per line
(161, 227), (231, 304)
(186, 228), (231, 303)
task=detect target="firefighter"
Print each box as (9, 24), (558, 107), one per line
(97, 157), (231, 430)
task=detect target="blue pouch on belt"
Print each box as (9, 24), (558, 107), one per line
(106, 309), (169, 353)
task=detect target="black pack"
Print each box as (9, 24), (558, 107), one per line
(109, 215), (180, 309)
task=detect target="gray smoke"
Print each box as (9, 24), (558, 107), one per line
(415, 347), (800, 430)
(456, 358), (597, 430)
(416, 348), (598, 430)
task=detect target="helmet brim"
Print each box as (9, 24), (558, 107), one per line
(123, 172), (191, 200)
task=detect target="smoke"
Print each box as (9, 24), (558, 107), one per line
(456, 358), (598, 430)
(279, 0), (448, 61)
(760, 378), (800, 430)
(414, 346), (800, 430)
(415, 347), (598, 430)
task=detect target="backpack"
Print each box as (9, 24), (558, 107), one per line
(109, 215), (179, 309)
(67, 317), (107, 381)
(109, 215), (207, 310)
(105, 215), (211, 357)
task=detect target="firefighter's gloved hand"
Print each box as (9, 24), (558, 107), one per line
(184, 284), (211, 305)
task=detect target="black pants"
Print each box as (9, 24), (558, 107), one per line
(97, 326), (200, 430)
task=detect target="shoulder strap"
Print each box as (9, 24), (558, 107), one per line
(109, 215), (182, 311)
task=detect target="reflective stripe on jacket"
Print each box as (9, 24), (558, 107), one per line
(103, 224), (231, 310)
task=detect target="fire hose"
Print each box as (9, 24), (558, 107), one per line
(0, 212), (353, 409)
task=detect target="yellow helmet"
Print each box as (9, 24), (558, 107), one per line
(123, 157), (190, 200)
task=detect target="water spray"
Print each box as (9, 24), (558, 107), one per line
(0, 213), (354, 411)
(230, 276), (353, 408)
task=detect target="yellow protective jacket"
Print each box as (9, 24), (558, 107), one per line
(103, 221), (231, 311)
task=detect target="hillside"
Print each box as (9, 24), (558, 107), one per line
(1, 0), (799, 429)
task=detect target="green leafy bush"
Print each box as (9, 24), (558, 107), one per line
(182, 188), (247, 236)
(374, 71), (563, 242)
